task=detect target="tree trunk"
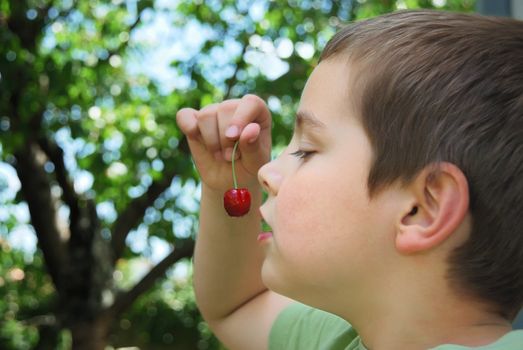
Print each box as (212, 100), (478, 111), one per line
(34, 324), (61, 350)
(70, 317), (112, 350)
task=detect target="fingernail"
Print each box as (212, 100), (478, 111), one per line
(248, 136), (257, 144)
(225, 125), (239, 138)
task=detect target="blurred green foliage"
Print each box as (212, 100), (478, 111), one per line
(0, 0), (475, 348)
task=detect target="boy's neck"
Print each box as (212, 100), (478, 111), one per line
(340, 278), (513, 350)
(324, 219), (515, 350)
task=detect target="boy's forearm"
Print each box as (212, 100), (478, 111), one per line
(193, 184), (267, 323)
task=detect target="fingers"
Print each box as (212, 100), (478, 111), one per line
(176, 95), (271, 164)
(226, 95), (272, 141)
(176, 107), (215, 165)
(239, 122), (271, 170)
(176, 108), (200, 139)
(215, 95), (271, 161)
(197, 103), (222, 157)
(221, 95), (272, 163)
(177, 105), (226, 159)
(217, 99), (242, 159)
(239, 122), (261, 146)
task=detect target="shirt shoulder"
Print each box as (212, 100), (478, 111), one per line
(269, 302), (362, 350)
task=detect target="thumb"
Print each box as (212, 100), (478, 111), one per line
(237, 122), (272, 175)
(225, 95), (271, 140)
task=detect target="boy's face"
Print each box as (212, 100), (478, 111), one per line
(258, 59), (403, 310)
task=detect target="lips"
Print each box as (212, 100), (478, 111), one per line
(257, 232), (273, 242)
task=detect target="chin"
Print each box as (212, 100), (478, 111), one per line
(260, 261), (295, 297)
(260, 261), (319, 305)
(260, 260), (279, 289)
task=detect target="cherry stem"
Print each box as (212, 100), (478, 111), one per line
(231, 140), (239, 189)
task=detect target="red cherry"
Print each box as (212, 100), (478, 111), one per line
(224, 188), (251, 217)
(224, 140), (251, 217)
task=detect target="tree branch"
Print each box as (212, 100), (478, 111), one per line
(111, 167), (178, 262)
(37, 137), (80, 217)
(102, 13), (142, 60)
(21, 314), (57, 327)
(14, 141), (68, 294)
(108, 238), (194, 318)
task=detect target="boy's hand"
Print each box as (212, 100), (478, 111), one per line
(176, 95), (272, 192)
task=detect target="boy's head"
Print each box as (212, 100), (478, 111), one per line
(319, 10), (523, 319)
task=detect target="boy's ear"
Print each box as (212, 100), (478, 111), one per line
(395, 162), (469, 254)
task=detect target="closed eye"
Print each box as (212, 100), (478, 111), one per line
(290, 149), (315, 160)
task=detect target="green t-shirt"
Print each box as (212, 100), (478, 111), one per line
(269, 303), (523, 350)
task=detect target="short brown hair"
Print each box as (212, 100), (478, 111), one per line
(321, 10), (523, 319)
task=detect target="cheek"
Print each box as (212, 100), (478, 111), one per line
(276, 174), (328, 245)
(275, 168), (372, 265)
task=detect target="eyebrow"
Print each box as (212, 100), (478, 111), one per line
(295, 110), (326, 133)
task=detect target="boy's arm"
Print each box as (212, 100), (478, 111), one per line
(195, 184), (293, 349)
(176, 95), (293, 350)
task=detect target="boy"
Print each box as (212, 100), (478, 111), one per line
(176, 10), (523, 350)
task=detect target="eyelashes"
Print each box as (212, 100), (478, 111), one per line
(289, 149), (315, 160)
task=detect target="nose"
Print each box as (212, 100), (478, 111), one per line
(258, 160), (282, 197)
